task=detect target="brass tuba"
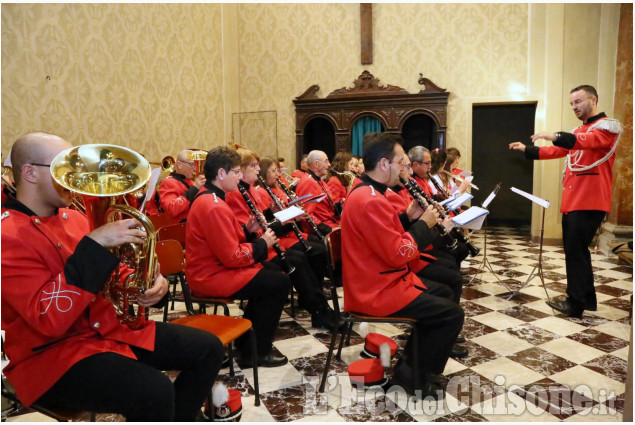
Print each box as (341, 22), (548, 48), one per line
(50, 144), (156, 329)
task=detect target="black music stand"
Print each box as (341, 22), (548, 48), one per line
(506, 188), (551, 301)
(466, 184), (508, 288)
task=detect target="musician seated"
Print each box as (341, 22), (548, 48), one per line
(341, 132), (464, 398)
(185, 146), (292, 368)
(447, 147), (464, 176)
(295, 150), (341, 235)
(224, 148), (339, 331)
(430, 148), (470, 198)
(325, 151), (356, 204)
(158, 149), (206, 222)
(1, 132), (224, 421)
(291, 154), (309, 179)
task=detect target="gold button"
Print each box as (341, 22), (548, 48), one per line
(93, 322), (100, 329)
(34, 218), (41, 224)
(57, 243), (62, 249)
(62, 213), (68, 219)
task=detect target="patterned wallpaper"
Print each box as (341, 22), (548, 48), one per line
(236, 3), (528, 164)
(1, 3), (225, 163)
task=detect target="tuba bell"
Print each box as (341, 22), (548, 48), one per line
(50, 144), (157, 329)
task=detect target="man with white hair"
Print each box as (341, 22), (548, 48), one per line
(158, 149), (206, 222)
(295, 150), (340, 235)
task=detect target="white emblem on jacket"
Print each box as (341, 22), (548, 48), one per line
(232, 248), (252, 263)
(398, 239), (416, 257)
(41, 274), (81, 314)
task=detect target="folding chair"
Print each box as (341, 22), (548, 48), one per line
(318, 228), (420, 393)
(148, 212), (177, 232)
(155, 240), (260, 406)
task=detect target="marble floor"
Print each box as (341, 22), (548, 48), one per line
(5, 226), (632, 422)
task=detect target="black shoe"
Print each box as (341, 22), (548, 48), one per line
(238, 352), (288, 368)
(391, 363), (444, 400)
(456, 334), (466, 343)
(584, 303), (597, 311)
(419, 381), (445, 400)
(449, 343), (468, 359)
(311, 305), (341, 331)
(546, 299), (583, 318)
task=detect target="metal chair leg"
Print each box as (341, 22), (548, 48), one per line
(249, 329), (260, 406)
(228, 343), (235, 377)
(319, 323), (340, 393)
(336, 322), (352, 359)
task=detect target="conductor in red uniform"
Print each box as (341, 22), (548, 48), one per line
(158, 149), (206, 222)
(1, 132), (224, 421)
(510, 85), (622, 318)
(341, 132), (464, 398)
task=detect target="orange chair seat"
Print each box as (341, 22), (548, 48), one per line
(171, 315), (252, 346)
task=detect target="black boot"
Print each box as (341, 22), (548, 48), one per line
(546, 298), (584, 318)
(311, 304), (341, 331)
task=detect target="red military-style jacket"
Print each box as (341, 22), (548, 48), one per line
(295, 171), (340, 228)
(326, 176), (347, 204)
(158, 173), (200, 222)
(185, 183), (268, 297)
(1, 199), (155, 407)
(385, 186), (409, 213)
(525, 114), (621, 214)
(225, 181), (303, 252)
(340, 176), (430, 317)
(412, 174), (435, 198)
(291, 169), (307, 179)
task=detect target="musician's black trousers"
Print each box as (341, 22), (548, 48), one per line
(289, 235), (328, 287)
(417, 260), (462, 304)
(270, 248), (327, 313)
(36, 322), (224, 421)
(232, 265), (291, 356)
(432, 238), (469, 267)
(562, 210), (606, 310)
(389, 281), (464, 375)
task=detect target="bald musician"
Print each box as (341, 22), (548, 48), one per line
(1, 132), (223, 421)
(295, 150), (340, 235)
(158, 149), (206, 222)
(341, 132), (464, 398)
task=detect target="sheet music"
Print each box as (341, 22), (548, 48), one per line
(447, 192), (473, 210)
(287, 193), (312, 206)
(140, 167), (162, 212)
(439, 195), (457, 207)
(274, 205), (305, 223)
(482, 191), (497, 209)
(510, 187), (550, 209)
(451, 206), (489, 227)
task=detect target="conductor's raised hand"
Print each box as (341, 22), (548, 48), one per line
(530, 132), (557, 143)
(87, 218), (146, 248)
(136, 274), (168, 307)
(508, 141), (526, 152)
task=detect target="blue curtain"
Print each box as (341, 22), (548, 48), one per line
(351, 116), (382, 156)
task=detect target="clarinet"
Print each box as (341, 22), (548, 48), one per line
(257, 175), (312, 253)
(429, 175), (452, 201)
(412, 179), (480, 257)
(237, 184), (296, 275)
(400, 177), (458, 252)
(276, 177), (324, 241)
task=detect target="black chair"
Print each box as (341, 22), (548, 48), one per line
(318, 228), (420, 393)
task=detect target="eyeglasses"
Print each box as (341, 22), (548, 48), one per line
(178, 160), (195, 167)
(415, 161), (432, 166)
(267, 168), (279, 174)
(228, 168), (242, 175)
(247, 162), (259, 169)
(388, 158), (409, 170)
(570, 97), (592, 108)
(30, 163), (50, 167)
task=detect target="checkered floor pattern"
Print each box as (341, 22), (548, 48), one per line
(5, 226), (632, 422)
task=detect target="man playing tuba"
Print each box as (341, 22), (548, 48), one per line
(1, 132), (224, 421)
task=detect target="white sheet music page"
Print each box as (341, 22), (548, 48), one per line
(451, 206), (489, 230)
(140, 167), (162, 212)
(274, 205), (305, 223)
(510, 187), (550, 209)
(482, 191), (497, 209)
(447, 192), (473, 210)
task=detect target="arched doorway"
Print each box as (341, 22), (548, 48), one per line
(351, 116), (384, 155)
(401, 114), (436, 153)
(302, 117), (336, 160)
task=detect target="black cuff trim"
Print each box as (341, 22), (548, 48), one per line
(263, 208), (275, 221)
(398, 212), (411, 231)
(183, 185), (200, 202)
(64, 237), (120, 294)
(525, 145), (541, 160)
(251, 238), (268, 263)
(553, 132), (576, 149)
(408, 221), (434, 248)
(317, 223), (332, 235)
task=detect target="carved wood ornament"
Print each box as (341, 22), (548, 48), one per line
(293, 71), (450, 163)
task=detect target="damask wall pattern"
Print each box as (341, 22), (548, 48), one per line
(1, 3), (225, 162)
(236, 3), (528, 164)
